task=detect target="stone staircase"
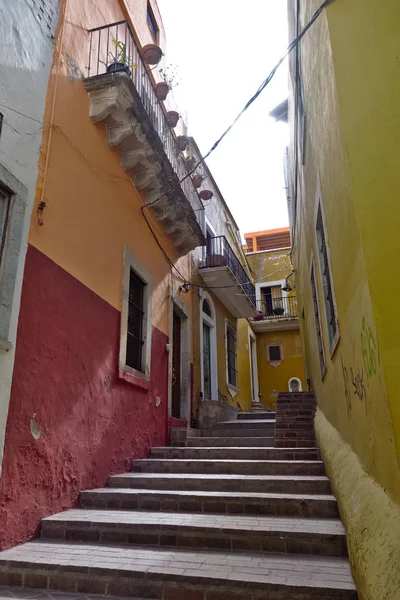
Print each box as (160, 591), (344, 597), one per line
(0, 392), (357, 600)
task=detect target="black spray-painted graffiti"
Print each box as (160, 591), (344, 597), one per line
(341, 356), (352, 418)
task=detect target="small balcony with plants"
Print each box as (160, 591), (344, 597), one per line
(199, 236), (258, 318)
(250, 295), (299, 332)
(83, 21), (205, 255)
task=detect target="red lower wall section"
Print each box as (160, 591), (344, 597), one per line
(0, 245), (168, 550)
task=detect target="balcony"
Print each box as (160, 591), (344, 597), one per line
(250, 295), (299, 332)
(83, 21), (205, 255)
(199, 236), (257, 318)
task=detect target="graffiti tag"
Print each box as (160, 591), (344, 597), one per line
(341, 356), (352, 418)
(360, 317), (380, 379)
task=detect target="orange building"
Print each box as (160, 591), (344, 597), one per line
(0, 0), (205, 548)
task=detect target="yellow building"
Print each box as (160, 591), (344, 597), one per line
(239, 228), (305, 411)
(286, 0), (400, 597)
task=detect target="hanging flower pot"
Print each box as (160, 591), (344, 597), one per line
(155, 82), (169, 101)
(192, 174), (203, 188)
(199, 189), (213, 201)
(186, 157), (196, 170)
(166, 111), (180, 128)
(176, 136), (189, 151)
(142, 44), (163, 65)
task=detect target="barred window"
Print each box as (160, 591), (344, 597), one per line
(316, 204), (338, 350)
(269, 345), (281, 362)
(310, 262), (326, 377)
(226, 322), (238, 387)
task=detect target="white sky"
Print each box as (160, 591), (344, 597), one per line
(157, 0), (290, 238)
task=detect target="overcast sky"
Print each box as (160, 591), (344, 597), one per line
(157, 0), (289, 238)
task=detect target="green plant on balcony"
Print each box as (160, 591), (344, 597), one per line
(273, 307), (285, 316)
(159, 64), (181, 90)
(100, 40), (137, 74)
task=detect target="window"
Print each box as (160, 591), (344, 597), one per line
(0, 188), (11, 266)
(202, 298), (212, 317)
(269, 345), (281, 362)
(260, 285), (283, 315)
(126, 270), (145, 372)
(315, 203), (339, 352)
(226, 321), (238, 388)
(147, 3), (159, 42)
(200, 293), (217, 400)
(310, 261), (326, 377)
(119, 247), (152, 380)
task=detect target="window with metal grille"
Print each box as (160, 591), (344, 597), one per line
(126, 269), (146, 372)
(226, 322), (238, 387)
(269, 345), (281, 362)
(310, 262), (326, 377)
(315, 204), (338, 350)
(0, 188), (11, 266)
(147, 3), (159, 42)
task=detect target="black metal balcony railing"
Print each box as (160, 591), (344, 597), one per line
(253, 296), (298, 321)
(87, 21), (204, 226)
(200, 236), (256, 308)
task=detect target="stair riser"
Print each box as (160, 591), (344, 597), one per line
(108, 476), (331, 494)
(205, 421), (276, 430)
(238, 413), (275, 420)
(186, 438), (274, 447)
(151, 448), (321, 460)
(201, 428), (275, 437)
(80, 491), (338, 518)
(41, 522), (347, 557)
(132, 460), (325, 476)
(0, 566), (358, 600)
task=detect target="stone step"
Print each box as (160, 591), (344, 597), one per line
(210, 419), (276, 429)
(108, 472), (331, 494)
(238, 412), (275, 420)
(132, 458), (326, 476)
(186, 437), (275, 447)
(275, 440), (317, 448)
(201, 427), (275, 437)
(151, 446), (321, 461)
(0, 590), (147, 600)
(0, 541), (357, 599)
(41, 510), (348, 557)
(80, 487), (339, 518)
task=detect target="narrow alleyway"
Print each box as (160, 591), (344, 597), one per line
(0, 393), (356, 599)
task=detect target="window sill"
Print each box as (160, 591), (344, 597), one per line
(0, 339), (12, 352)
(226, 382), (239, 398)
(118, 365), (150, 390)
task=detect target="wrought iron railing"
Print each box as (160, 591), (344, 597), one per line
(87, 20), (204, 227)
(252, 296), (298, 321)
(200, 236), (256, 308)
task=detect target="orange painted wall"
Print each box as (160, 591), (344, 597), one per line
(30, 0), (191, 336)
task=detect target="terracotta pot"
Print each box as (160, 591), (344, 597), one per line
(176, 136), (188, 151)
(186, 157), (196, 170)
(166, 111), (180, 128)
(142, 44), (163, 65)
(199, 189), (213, 201)
(192, 174), (203, 188)
(155, 82), (169, 101)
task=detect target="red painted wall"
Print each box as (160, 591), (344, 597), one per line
(0, 245), (168, 550)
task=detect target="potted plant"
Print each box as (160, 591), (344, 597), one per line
(166, 111), (180, 128)
(192, 173), (203, 188)
(176, 135), (189, 151)
(155, 64), (180, 101)
(273, 307), (285, 316)
(199, 189), (213, 201)
(142, 43), (163, 65)
(186, 156), (196, 171)
(100, 40), (137, 74)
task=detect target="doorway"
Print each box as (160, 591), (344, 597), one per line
(200, 292), (218, 401)
(249, 330), (259, 402)
(172, 310), (182, 418)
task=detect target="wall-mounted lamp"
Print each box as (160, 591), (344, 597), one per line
(179, 282), (190, 294)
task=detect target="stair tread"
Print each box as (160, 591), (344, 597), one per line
(0, 589), (147, 600)
(134, 459), (324, 464)
(0, 541), (356, 591)
(217, 419), (276, 424)
(44, 509), (345, 535)
(154, 446), (318, 450)
(82, 487), (336, 501)
(110, 473), (329, 481)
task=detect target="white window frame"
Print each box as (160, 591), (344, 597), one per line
(314, 186), (340, 356)
(199, 291), (218, 401)
(225, 318), (239, 397)
(255, 279), (287, 303)
(119, 246), (152, 381)
(310, 255), (327, 379)
(0, 164), (27, 351)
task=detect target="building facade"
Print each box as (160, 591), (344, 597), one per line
(287, 0), (400, 597)
(0, 0), (206, 549)
(241, 228), (305, 410)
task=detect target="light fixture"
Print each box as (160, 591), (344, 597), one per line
(179, 282), (190, 294)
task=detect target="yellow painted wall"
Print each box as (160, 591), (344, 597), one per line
(246, 248), (292, 283)
(288, 0), (400, 512)
(257, 329), (305, 411)
(30, 0), (192, 336)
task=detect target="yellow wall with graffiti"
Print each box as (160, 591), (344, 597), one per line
(257, 329), (305, 411)
(288, 0), (400, 596)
